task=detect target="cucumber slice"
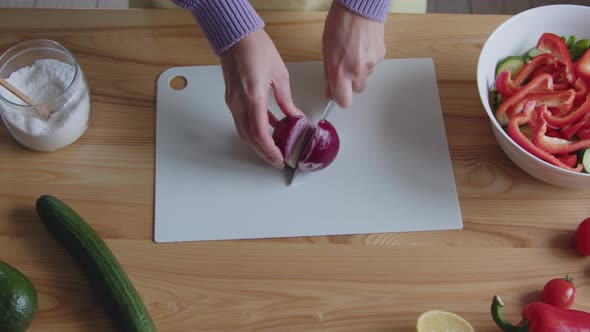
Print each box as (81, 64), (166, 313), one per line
(495, 56), (525, 78)
(583, 148), (590, 173)
(527, 48), (545, 59)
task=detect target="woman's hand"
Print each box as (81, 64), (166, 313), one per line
(221, 29), (302, 169)
(322, 1), (386, 107)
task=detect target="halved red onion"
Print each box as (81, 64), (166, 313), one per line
(271, 115), (313, 168)
(298, 119), (340, 171)
(270, 113), (340, 171)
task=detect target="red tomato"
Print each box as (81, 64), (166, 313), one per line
(576, 217), (590, 255)
(542, 276), (576, 308)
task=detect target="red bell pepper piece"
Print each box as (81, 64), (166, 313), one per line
(523, 100), (537, 127)
(531, 63), (559, 78)
(545, 129), (564, 139)
(576, 112), (590, 129)
(515, 54), (557, 83)
(531, 62), (567, 88)
(577, 127), (590, 139)
(561, 121), (586, 140)
(496, 54), (558, 97)
(507, 103), (582, 171)
(533, 105), (590, 156)
(557, 154), (579, 168)
(544, 94), (590, 128)
(574, 77), (588, 106)
(575, 112), (590, 139)
(492, 295), (590, 332)
(496, 73), (553, 125)
(496, 70), (519, 97)
(552, 67), (571, 91)
(576, 48), (590, 81)
(547, 107), (563, 116)
(537, 32), (577, 85)
(505, 89), (575, 120)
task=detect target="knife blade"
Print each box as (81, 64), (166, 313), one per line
(287, 99), (335, 186)
(319, 98), (335, 122)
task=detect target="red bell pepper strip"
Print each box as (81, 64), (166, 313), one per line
(557, 154), (579, 168)
(577, 112), (590, 129)
(544, 94), (590, 128)
(496, 73), (553, 125)
(531, 62), (566, 87)
(574, 77), (588, 106)
(505, 89), (575, 120)
(533, 105), (590, 156)
(561, 121), (586, 140)
(552, 67), (571, 91)
(492, 295), (590, 332)
(496, 70), (518, 97)
(507, 104), (582, 171)
(496, 54), (558, 97)
(522, 100), (536, 127)
(576, 48), (590, 81)
(515, 54), (557, 83)
(531, 63), (559, 78)
(577, 127), (590, 139)
(537, 32), (577, 85)
(546, 129), (564, 139)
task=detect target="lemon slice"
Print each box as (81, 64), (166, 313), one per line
(416, 310), (475, 332)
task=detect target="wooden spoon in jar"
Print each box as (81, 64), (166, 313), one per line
(0, 77), (50, 119)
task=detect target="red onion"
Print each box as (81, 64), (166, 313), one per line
(270, 113), (340, 171)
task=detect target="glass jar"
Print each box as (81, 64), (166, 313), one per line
(0, 39), (91, 151)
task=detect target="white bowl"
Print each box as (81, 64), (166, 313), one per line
(477, 4), (590, 188)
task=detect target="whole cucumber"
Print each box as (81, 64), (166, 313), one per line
(35, 195), (156, 332)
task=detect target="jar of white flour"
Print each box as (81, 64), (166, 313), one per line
(0, 39), (91, 151)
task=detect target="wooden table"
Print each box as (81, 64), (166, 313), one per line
(1, 8), (589, 332)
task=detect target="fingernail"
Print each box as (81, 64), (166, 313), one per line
(273, 159), (284, 169)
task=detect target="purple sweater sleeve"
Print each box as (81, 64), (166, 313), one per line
(172, 0), (391, 56)
(336, 0), (392, 22)
(172, 0), (264, 56)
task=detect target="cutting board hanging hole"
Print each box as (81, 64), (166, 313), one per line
(169, 76), (187, 90)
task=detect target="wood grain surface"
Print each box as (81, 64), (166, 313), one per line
(1, 8), (590, 331)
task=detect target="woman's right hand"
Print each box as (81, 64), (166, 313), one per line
(220, 29), (303, 169)
(322, 1), (386, 108)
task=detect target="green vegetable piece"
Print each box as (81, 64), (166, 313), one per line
(583, 148), (590, 173)
(567, 35), (576, 48)
(570, 39), (590, 62)
(489, 89), (502, 112)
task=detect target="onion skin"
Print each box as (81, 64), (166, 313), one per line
(298, 119), (340, 171)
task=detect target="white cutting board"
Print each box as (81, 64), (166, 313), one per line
(154, 59), (462, 243)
